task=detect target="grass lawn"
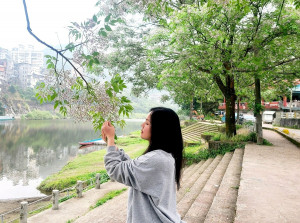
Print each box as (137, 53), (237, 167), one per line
(38, 130), (148, 193)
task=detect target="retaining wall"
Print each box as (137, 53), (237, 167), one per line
(280, 119), (300, 128)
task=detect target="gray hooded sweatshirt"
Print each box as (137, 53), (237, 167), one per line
(104, 146), (185, 223)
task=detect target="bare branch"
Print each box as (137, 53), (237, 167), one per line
(22, 0), (91, 91)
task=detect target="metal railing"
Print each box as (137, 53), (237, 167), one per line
(280, 112), (300, 119)
(0, 173), (102, 223)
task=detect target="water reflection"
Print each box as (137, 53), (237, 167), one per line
(0, 119), (142, 200)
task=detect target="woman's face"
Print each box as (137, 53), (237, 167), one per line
(141, 112), (151, 141)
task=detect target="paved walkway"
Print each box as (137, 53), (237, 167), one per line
(235, 129), (300, 223)
(263, 123), (300, 142)
(28, 181), (127, 223)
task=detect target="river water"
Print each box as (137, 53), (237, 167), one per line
(0, 119), (143, 200)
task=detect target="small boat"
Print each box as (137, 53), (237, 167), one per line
(0, 116), (15, 121)
(79, 138), (106, 146)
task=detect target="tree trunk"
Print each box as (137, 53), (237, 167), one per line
(214, 73), (236, 137)
(189, 99), (193, 120)
(254, 77), (263, 144)
(225, 93), (236, 137)
(237, 97), (240, 124)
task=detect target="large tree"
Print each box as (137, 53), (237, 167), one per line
(24, 0), (300, 137)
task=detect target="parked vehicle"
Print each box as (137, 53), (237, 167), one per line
(221, 113), (244, 124)
(79, 138), (106, 146)
(262, 111), (276, 124)
(214, 110), (225, 116)
(243, 114), (256, 123)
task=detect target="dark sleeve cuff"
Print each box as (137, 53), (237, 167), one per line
(107, 145), (117, 152)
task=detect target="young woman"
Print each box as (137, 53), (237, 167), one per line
(102, 107), (186, 223)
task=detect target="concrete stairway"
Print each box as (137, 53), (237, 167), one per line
(182, 122), (219, 143)
(72, 148), (244, 223)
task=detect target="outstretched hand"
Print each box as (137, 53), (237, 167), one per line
(101, 121), (115, 146)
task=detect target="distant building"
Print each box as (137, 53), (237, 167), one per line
(218, 84), (300, 113)
(0, 48), (13, 91)
(0, 47), (10, 60)
(11, 45), (45, 88)
(15, 63), (32, 88)
(12, 45), (43, 67)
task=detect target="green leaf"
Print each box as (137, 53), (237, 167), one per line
(106, 89), (113, 97)
(50, 93), (57, 101)
(93, 15), (97, 22)
(47, 64), (53, 69)
(88, 60), (94, 67)
(99, 30), (107, 37)
(105, 25), (112, 31)
(92, 52), (100, 57)
(113, 85), (119, 93)
(54, 100), (60, 109)
(105, 13), (111, 23)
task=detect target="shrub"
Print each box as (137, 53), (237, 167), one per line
(282, 129), (290, 134)
(212, 133), (227, 141)
(236, 124), (243, 130)
(202, 132), (217, 136)
(184, 142), (243, 166)
(25, 110), (54, 120)
(184, 148), (210, 165)
(201, 132), (217, 142)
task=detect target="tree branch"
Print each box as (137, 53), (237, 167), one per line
(22, 0), (91, 91)
(277, 0), (285, 25)
(235, 56), (300, 73)
(243, 6), (262, 58)
(213, 74), (227, 95)
(59, 41), (88, 53)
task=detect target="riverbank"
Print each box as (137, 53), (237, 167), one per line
(37, 131), (148, 193)
(0, 131), (147, 221)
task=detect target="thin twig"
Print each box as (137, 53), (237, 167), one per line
(22, 0), (91, 92)
(59, 41), (88, 53)
(277, 0), (285, 25)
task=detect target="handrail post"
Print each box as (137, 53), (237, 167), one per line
(76, 181), (83, 198)
(52, 190), (59, 210)
(1, 214), (4, 223)
(95, 173), (101, 189)
(20, 201), (28, 223)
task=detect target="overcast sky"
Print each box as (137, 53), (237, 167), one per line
(0, 0), (98, 50)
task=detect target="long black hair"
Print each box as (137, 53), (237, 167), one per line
(143, 107), (184, 190)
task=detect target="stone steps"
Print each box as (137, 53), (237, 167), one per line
(204, 149), (244, 223)
(181, 163), (198, 182)
(180, 160), (205, 187)
(177, 155), (223, 217)
(183, 152), (234, 222)
(182, 122), (219, 142)
(177, 159), (212, 203)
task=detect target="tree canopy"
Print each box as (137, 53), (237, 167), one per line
(24, 0), (300, 136)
